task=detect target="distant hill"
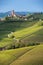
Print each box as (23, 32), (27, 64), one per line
(16, 12), (30, 16)
(0, 11), (30, 18)
(0, 11), (11, 18)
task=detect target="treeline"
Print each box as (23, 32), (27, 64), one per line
(0, 12), (43, 23)
(0, 41), (40, 51)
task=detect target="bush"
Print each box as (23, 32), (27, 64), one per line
(2, 42), (40, 50)
(19, 43), (25, 48)
(5, 45), (12, 50)
(8, 32), (15, 38)
(5, 16), (10, 21)
(25, 42), (40, 46)
(39, 21), (43, 26)
(36, 43), (40, 45)
(14, 43), (20, 48)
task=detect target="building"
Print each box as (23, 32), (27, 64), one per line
(11, 10), (16, 17)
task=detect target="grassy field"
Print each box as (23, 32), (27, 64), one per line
(0, 21), (43, 47)
(0, 18), (43, 65)
(21, 28), (43, 44)
(0, 21), (36, 39)
(0, 21), (37, 47)
(0, 46), (34, 65)
(10, 45), (43, 65)
(14, 21), (43, 39)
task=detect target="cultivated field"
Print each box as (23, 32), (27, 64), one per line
(0, 14), (43, 65)
(0, 21), (43, 47)
(0, 46), (34, 65)
(10, 45), (43, 65)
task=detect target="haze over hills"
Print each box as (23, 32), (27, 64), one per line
(0, 11), (30, 18)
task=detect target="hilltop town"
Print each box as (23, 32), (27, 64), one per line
(0, 10), (28, 21)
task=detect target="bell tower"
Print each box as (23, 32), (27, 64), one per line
(11, 10), (16, 17)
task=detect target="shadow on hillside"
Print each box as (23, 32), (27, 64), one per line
(0, 20), (25, 41)
(0, 20), (36, 41)
(20, 28), (43, 44)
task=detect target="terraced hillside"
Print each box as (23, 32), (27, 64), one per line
(0, 21), (36, 39)
(22, 28), (43, 43)
(0, 20), (43, 48)
(10, 45), (43, 65)
(14, 21), (43, 39)
(0, 13), (43, 65)
(13, 21), (43, 46)
(0, 21), (36, 47)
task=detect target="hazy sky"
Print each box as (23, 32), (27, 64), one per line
(0, 0), (43, 12)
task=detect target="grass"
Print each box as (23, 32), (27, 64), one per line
(21, 28), (43, 44)
(14, 21), (43, 39)
(0, 46), (34, 65)
(0, 17), (43, 65)
(0, 21), (36, 39)
(0, 21), (43, 47)
(0, 38), (13, 47)
(10, 45), (43, 65)
(0, 21), (37, 47)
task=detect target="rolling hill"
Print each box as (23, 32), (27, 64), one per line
(0, 20), (37, 47)
(0, 20), (43, 48)
(0, 46), (34, 65)
(10, 45), (43, 65)
(0, 13), (43, 65)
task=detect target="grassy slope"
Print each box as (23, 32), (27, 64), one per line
(0, 21), (35, 39)
(0, 46), (34, 65)
(0, 21), (37, 47)
(14, 21), (43, 39)
(0, 21), (43, 47)
(21, 28), (43, 43)
(0, 18), (43, 65)
(11, 45), (43, 65)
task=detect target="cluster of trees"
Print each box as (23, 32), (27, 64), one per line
(4, 16), (25, 23)
(0, 12), (43, 23)
(27, 13), (43, 21)
(7, 32), (40, 50)
(8, 32), (15, 38)
(3, 41), (40, 50)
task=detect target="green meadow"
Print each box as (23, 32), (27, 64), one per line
(0, 46), (34, 65)
(0, 20), (43, 47)
(10, 45), (43, 65)
(0, 13), (43, 65)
